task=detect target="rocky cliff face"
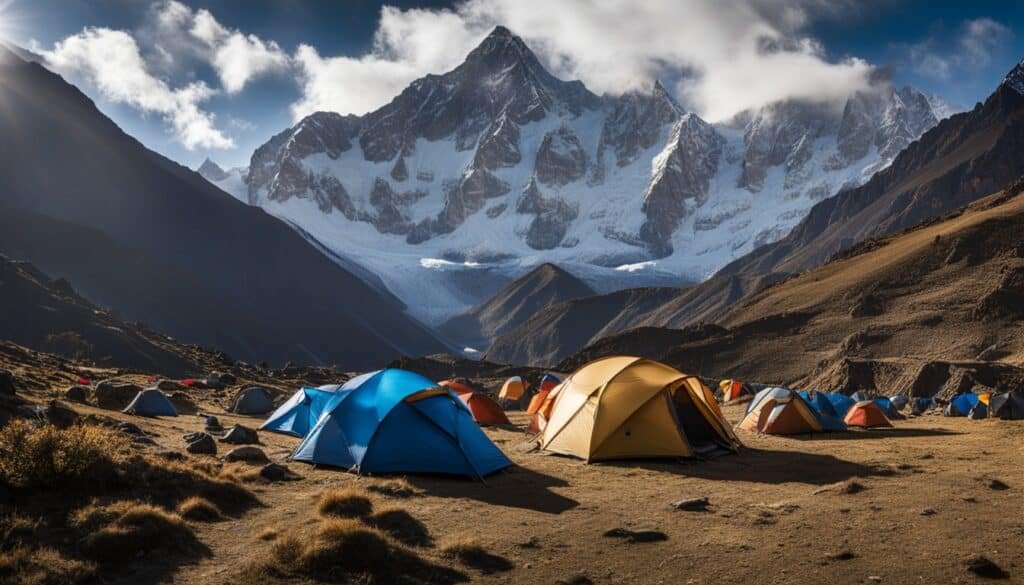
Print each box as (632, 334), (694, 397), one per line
(224, 26), (954, 325)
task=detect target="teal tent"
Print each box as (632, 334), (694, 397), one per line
(230, 387), (276, 414)
(291, 369), (512, 478)
(123, 389), (177, 417)
(261, 387), (342, 437)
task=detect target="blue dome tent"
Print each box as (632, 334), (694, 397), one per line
(825, 393), (856, 418)
(123, 389), (178, 417)
(291, 369), (512, 478)
(798, 391), (848, 431)
(873, 397), (905, 420)
(889, 395), (910, 411)
(261, 386), (343, 438)
(944, 393), (979, 417)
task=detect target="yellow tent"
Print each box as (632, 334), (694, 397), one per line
(498, 376), (525, 401)
(538, 356), (740, 462)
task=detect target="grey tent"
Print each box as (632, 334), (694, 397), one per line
(989, 391), (1024, 420)
(229, 387), (275, 414)
(850, 391), (869, 402)
(123, 389), (178, 417)
(889, 395), (910, 411)
(968, 402), (988, 420)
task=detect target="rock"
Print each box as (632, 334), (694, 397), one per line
(0, 370), (15, 396)
(42, 400), (78, 428)
(598, 81), (682, 169)
(65, 385), (88, 403)
(132, 436), (158, 446)
(867, 576), (882, 582)
(602, 528), (668, 543)
(214, 372), (236, 386)
(225, 446), (269, 464)
(825, 550), (856, 561)
(154, 450), (186, 461)
(473, 114), (521, 170)
(920, 508), (937, 516)
(259, 463), (294, 482)
(964, 555), (1009, 579)
(93, 380), (142, 410)
(534, 125), (586, 186)
(154, 379), (185, 392)
(219, 424), (260, 445)
(814, 480), (867, 495)
(987, 479), (1010, 491)
(639, 114), (724, 257)
(671, 497), (711, 512)
(115, 422), (144, 435)
(167, 391), (198, 414)
(184, 432), (217, 455)
(204, 415), (223, 432)
(390, 156), (409, 181)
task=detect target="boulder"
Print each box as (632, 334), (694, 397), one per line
(214, 372), (237, 386)
(65, 385), (88, 403)
(167, 391), (198, 414)
(93, 380), (142, 410)
(225, 446), (268, 464)
(42, 400), (78, 428)
(219, 424), (259, 445)
(154, 379), (185, 392)
(259, 463), (294, 482)
(0, 370), (15, 396)
(184, 432), (217, 455)
(115, 422), (144, 436)
(204, 415), (223, 432)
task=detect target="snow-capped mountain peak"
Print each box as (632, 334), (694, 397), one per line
(220, 26), (956, 326)
(1000, 58), (1024, 95)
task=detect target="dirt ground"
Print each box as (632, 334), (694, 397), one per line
(48, 395), (1023, 585)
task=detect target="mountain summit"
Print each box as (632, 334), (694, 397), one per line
(205, 27), (956, 326)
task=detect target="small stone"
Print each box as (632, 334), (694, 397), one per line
(671, 497), (710, 511)
(116, 422), (144, 435)
(225, 446), (268, 464)
(184, 432), (216, 455)
(867, 576), (882, 582)
(988, 479), (1010, 491)
(219, 424), (259, 444)
(65, 385), (88, 402)
(602, 528), (668, 543)
(920, 508), (937, 516)
(962, 496), (978, 503)
(964, 555), (1009, 579)
(42, 400), (78, 428)
(155, 451), (186, 461)
(259, 463), (292, 482)
(204, 415), (223, 431)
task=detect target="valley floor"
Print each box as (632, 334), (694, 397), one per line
(32, 392), (1024, 584)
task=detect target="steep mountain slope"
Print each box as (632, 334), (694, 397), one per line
(484, 272), (783, 366)
(196, 158), (247, 203)
(719, 59), (1024, 279)
(438, 263), (594, 349)
(222, 26), (952, 324)
(0, 48), (445, 368)
(558, 180), (1024, 396)
(0, 255), (201, 376)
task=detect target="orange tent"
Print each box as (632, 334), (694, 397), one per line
(843, 400), (893, 428)
(439, 379), (476, 395)
(456, 392), (511, 426)
(526, 373), (562, 414)
(719, 379), (751, 402)
(498, 377), (525, 401)
(526, 382), (566, 434)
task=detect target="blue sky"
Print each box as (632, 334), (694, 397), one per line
(5, 1), (1024, 169)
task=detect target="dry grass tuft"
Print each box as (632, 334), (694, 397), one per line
(177, 497), (222, 522)
(257, 528), (279, 541)
(81, 503), (199, 562)
(0, 420), (129, 489)
(0, 514), (38, 548)
(317, 487), (374, 519)
(366, 478), (421, 499)
(301, 518), (392, 575)
(366, 506), (432, 547)
(0, 546), (97, 585)
(441, 537), (513, 574)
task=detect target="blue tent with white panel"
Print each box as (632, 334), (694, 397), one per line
(291, 369), (512, 478)
(798, 391), (848, 431)
(261, 386), (343, 438)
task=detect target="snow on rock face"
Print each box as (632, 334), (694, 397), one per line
(234, 26), (956, 325)
(1002, 59), (1024, 95)
(640, 114), (724, 256)
(534, 125), (587, 186)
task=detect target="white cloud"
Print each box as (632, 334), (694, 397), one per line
(293, 0), (877, 122)
(40, 27), (233, 150)
(187, 6), (289, 94)
(907, 17), (1012, 81)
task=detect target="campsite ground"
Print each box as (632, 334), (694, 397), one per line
(32, 392), (1021, 585)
